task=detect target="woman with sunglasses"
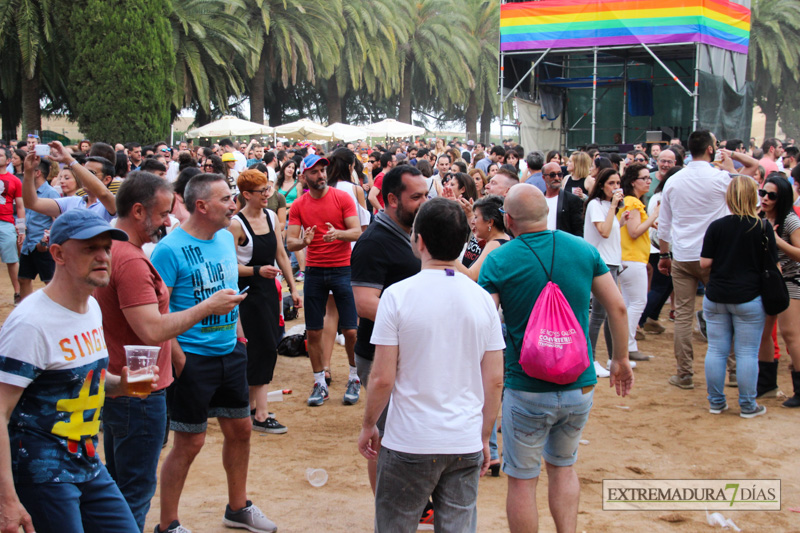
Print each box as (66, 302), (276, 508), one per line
(564, 151), (593, 200)
(617, 163), (659, 360)
(229, 169), (300, 434)
(758, 175), (800, 408)
(700, 176), (773, 417)
(583, 168), (630, 375)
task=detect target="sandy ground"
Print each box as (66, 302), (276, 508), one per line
(5, 280), (800, 532)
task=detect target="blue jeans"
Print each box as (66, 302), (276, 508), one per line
(303, 266), (358, 330)
(502, 387), (594, 479)
(375, 448), (482, 533)
(16, 465), (139, 533)
(703, 296), (764, 411)
(103, 390), (167, 531)
(589, 265), (619, 360)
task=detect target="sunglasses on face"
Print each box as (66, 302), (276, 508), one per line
(635, 158), (647, 162)
(545, 171), (563, 178)
(759, 189), (778, 200)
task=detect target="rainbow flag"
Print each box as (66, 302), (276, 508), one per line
(500, 0), (750, 54)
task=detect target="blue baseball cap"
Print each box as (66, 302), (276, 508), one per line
(50, 209), (129, 245)
(302, 154), (329, 172)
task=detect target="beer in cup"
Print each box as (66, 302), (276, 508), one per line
(124, 345), (160, 398)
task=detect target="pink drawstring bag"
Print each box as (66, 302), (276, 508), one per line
(517, 233), (589, 384)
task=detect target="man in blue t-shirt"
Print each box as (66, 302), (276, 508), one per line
(478, 184), (633, 533)
(151, 173), (277, 533)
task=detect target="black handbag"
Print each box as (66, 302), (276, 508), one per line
(760, 219), (790, 315)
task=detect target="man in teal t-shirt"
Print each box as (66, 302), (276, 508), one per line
(478, 183), (633, 533)
(151, 173), (278, 533)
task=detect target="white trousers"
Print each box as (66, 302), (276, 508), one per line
(618, 260), (648, 352)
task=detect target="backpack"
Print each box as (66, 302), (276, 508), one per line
(277, 332), (308, 357)
(516, 232), (589, 384)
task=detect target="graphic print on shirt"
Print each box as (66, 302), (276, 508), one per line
(52, 368), (105, 456)
(181, 243), (239, 332)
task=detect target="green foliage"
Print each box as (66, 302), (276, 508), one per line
(68, 0), (175, 142)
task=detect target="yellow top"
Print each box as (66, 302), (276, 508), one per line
(618, 195), (650, 263)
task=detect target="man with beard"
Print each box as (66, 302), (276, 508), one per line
(152, 173), (276, 533)
(350, 165), (428, 494)
(287, 155), (362, 407)
(93, 172), (244, 531)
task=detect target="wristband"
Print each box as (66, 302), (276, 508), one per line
(659, 253), (672, 259)
(68, 160), (79, 168)
(253, 265), (262, 277)
(237, 337), (248, 344)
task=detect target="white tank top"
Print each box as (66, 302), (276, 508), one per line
(234, 209), (277, 265)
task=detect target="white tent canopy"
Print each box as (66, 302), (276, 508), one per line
(186, 115), (273, 139)
(327, 123), (368, 142)
(273, 118), (337, 141)
(364, 119), (425, 139)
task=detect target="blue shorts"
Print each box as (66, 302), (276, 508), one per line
(0, 223), (19, 264)
(303, 266), (358, 330)
(502, 386), (594, 479)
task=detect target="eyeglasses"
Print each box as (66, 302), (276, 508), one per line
(759, 189), (778, 200)
(545, 172), (563, 178)
(634, 158), (647, 162)
(203, 163), (214, 168)
(247, 187), (271, 195)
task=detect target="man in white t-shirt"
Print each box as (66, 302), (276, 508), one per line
(358, 198), (504, 533)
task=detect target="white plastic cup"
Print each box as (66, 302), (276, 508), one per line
(123, 345), (160, 398)
(267, 390), (284, 402)
(305, 468), (328, 487)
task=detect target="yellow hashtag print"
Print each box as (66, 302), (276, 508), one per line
(51, 369), (106, 456)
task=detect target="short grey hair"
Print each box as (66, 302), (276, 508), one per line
(526, 151), (544, 171)
(184, 173), (226, 214)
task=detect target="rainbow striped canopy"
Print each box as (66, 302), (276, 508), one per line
(500, 0), (750, 54)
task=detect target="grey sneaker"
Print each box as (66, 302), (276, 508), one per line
(155, 521), (191, 533)
(343, 378), (361, 405)
(307, 383), (329, 406)
(740, 405), (767, 419)
(709, 403), (729, 415)
(696, 310), (707, 340)
(668, 375), (694, 389)
(223, 501), (277, 533)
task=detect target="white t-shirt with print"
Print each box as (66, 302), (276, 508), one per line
(371, 269), (505, 455)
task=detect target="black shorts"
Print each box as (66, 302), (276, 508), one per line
(169, 342), (250, 433)
(18, 249), (55, 282)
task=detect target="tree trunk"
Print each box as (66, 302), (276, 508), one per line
(764, 108), (778, 140)
(398, 61), (413, 124)
(0, 91), (22, 142)
(268, 82), (284, 127)
(480, 91), (493, 144)
(196, 106), (211, 127)
(249, 48), (268, 124)
(21, 64), (41, 136)
(326, 77), (342, 124)
(465, 91), (478, 143)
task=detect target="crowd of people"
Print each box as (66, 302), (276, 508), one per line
(0, 129), (797, 532)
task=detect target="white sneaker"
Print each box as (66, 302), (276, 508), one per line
(606, 360), (637, 370)
(335, 333), (345, 345)
(594, 360), (610, 378)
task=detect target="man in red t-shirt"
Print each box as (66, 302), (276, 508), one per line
(0, 147), (25, 303)
(288, 154), (362, 407)
(367, 151), (396, 211)
(92, 172), (244, 531)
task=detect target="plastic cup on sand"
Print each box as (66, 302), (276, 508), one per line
(124, 345), (160, 398)
(306, 468), (328, 487)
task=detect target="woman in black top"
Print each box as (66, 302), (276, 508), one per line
(700, 176), (776, 418)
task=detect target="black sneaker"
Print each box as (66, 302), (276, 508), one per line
(155, 520), (191, 533)
(696, 310), (707, 340)
(253, 417), (287, 434)
(740, 405), (767, 419)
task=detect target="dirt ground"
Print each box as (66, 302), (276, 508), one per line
(5, 280), (800, 532)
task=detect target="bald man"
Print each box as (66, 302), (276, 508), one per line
(478, 184), (632, 533)
(541, 162), (583, 236)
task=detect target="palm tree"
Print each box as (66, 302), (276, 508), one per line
(0, 0), (62, 134)
(396, 0), (477, 124)
(463, 0), (499, 143)
(747, 0), (800, 136)
(323, 0), (410, 124)
(170, 0), (256, 125)
(244, 0), (343, 125)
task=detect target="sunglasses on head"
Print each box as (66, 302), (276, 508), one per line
(545, 171), (563, 178)
(758, 189), (778, 200)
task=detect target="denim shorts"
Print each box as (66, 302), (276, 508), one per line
(502, 387), (594, 479)
(303, 266), (358, 330)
